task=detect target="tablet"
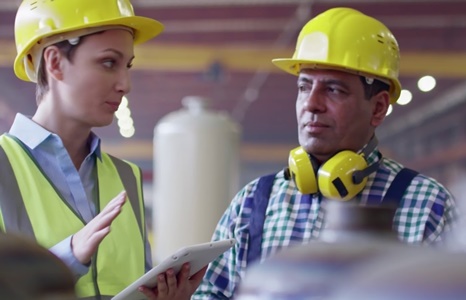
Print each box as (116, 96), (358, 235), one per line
(112, 238), (235, 300)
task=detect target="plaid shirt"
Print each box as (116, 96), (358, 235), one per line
(192, 148), (457, 300)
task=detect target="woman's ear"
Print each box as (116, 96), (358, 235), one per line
(42, 46), (64, 81)
(370, 90), (390, 127)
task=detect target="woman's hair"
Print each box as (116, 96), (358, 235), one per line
(35, 40), (78, 103)
(35, 31), (104, 103)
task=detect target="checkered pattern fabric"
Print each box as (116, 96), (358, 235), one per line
(192, 148), (457, 299)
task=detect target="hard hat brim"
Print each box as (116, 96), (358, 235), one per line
(272, 58), (401, 104)
(271, 58), (301, 76)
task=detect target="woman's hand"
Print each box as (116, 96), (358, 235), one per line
(71, 191), (127, 264)
(138, 263), (207, 300)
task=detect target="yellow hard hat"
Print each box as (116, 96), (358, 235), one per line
(272, 7), (401, 103)
(14, 0), (164, 82)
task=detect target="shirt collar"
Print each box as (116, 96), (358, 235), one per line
(89, 131), (102, 161)
(9, 113), (102, 160)
(9, 113), (50, 149)
(364, 144), (382, 166)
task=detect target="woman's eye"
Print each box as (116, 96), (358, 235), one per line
(102, 60), (115, 68)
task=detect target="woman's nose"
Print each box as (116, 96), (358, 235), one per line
(116, 70), (131, 94)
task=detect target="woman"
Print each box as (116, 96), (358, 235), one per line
(0, 0), (205, 299)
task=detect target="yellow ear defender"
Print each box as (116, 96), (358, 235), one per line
(284, 137), (381, 201)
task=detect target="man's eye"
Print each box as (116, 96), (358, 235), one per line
(328, 87), (342, 94)
(298, 84), (309, 92)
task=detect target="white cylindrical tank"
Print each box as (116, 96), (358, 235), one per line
(153, 96), (241, 262)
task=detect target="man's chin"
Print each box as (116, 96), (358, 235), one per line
(300, 141), (336, 161)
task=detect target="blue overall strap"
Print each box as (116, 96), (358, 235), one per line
(247, 173), (276, 265)
(382, 168), (418, 205)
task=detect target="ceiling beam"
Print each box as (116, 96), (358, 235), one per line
(131, 0), (466, 7)
(0, 0), (464, 11)
(379, 80), (466, 140)
(102, 139), (293, 163)
(1, 15), (464, 39)
(1, 40), (466, 78)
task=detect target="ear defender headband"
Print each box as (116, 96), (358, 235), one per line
(284, 136), (381, 201)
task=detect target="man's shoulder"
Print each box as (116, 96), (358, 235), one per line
(382, 157), (452, 200)
(380, 156), (405, 174)
(247, 170), (288, 193)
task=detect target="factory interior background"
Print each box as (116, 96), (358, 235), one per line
(1, 0), (465, 260)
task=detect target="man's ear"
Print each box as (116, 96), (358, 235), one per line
(370, 90), (390, 127)
(42, 46), (64, 81)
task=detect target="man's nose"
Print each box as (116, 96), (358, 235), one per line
(303, 88), (326, 113)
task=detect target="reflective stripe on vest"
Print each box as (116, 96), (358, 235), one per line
(0, 134), (146, 298)
(0, 143), (35, 237)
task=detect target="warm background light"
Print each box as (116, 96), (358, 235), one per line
(418, 75), (436, 92)
(397, 89), (413, 105)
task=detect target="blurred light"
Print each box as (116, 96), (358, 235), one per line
(397, 89), (412, 105)
(386, 104), (393, 116)
(418, 75), (436, 92)
(118, 117), (134, 130)
(116, 96), (135, 138)
(120, 126), (135, 138)
(120, 96), (129, 107)
(115, 106), (131, 119)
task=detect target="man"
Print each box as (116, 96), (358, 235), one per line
(193, 7), (457, 299)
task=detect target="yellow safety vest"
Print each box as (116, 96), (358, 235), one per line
(0, 134), (146, 299)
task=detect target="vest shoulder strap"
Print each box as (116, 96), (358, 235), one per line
(247, 173), (276, 264)
(107, 154), (144, 237)
(382, 167), (419, 205)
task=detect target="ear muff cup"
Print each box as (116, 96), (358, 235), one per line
(287, 145), (378, 201)
(287, 146), (319, 194)
(318, 150), (368, 200)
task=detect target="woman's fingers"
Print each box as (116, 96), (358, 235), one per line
(71, 191), (127, 264)
(99, 191), (126, 214)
